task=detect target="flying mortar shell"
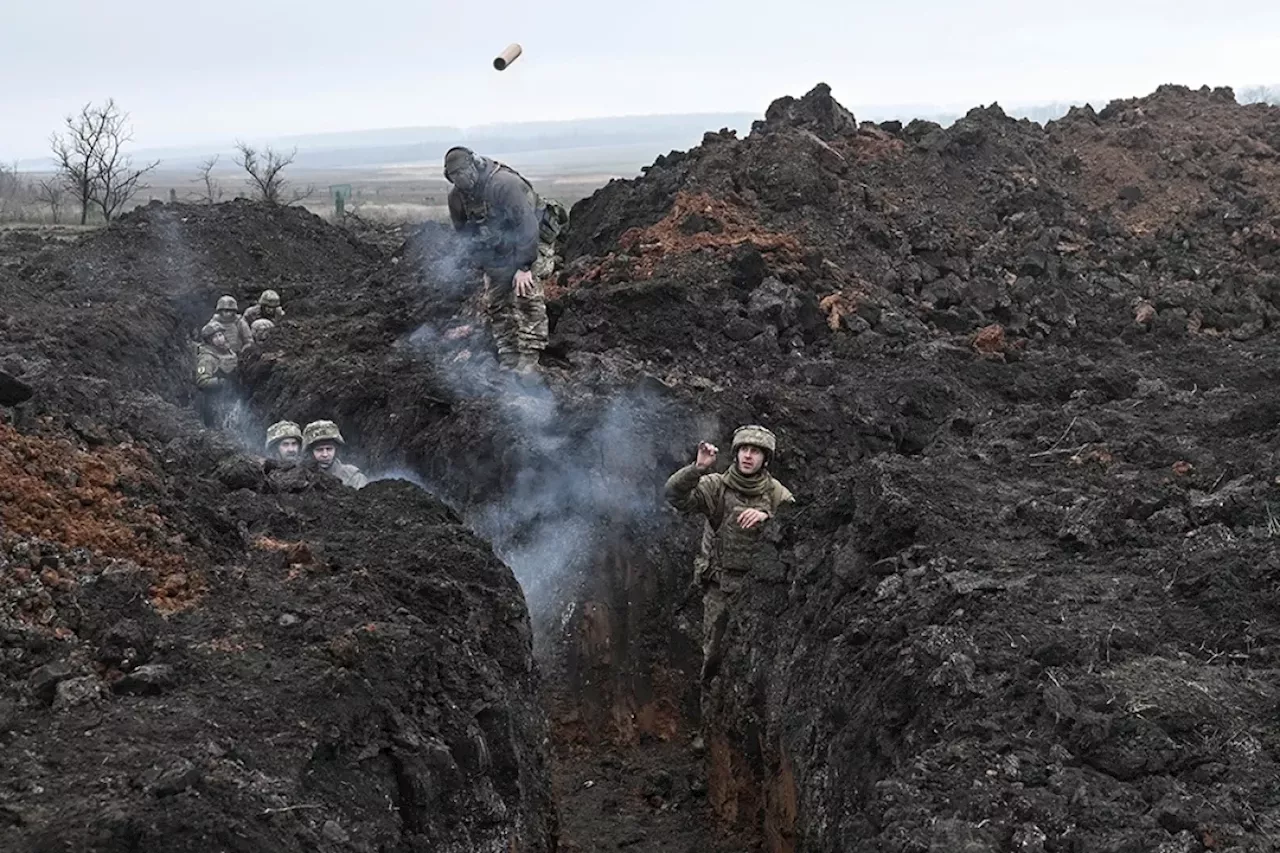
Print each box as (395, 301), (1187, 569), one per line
(493, 43), (523, 71)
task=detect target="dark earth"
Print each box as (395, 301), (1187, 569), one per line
(3, 81), (1280, 852)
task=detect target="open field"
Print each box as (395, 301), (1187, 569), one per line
(3, 158), (639, 226)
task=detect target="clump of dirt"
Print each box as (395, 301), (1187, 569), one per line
(0, 422), (199, 614)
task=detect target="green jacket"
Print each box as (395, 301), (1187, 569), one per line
(665, 463), (794, 585)
(194, 344), (238, 391)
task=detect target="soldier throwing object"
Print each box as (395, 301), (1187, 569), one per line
(665, 425), (794, 682)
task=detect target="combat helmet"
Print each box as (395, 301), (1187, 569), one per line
(264, 420), (302, 453)
(303, 420), (345, 450)
(258, 289), (281, 308)
(250, 318), (275, 335)
(199, 322), (224, 343)
(216, 295), (238, 312)
(731, 424), (777, 457)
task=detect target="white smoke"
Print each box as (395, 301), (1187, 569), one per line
(404, 227), (688, 619)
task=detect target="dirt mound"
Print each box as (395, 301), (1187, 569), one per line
(5, 81), (1280, 853)
(542, 83), (1280, 851)
(0, 204), (555, 852)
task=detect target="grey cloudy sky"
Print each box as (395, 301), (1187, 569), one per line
(3, 0), (1278, 160)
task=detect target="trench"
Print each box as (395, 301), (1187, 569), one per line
(238, 351), (790, 850)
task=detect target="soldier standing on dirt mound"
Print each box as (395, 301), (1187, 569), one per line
(242, 289), (285, 325)
(302, 420), (369, 489)
(194, 323), (239, 428)
(207, 295), (254, 354)
(443, 146), (568, 376)
(665, 425), (795, 684)
(264, 420), (303, 463)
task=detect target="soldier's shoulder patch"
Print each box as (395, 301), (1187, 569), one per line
(197, 366), (209, 375)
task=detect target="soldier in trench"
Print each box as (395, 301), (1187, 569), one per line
(194, 323), (239, 429)
(443, 146), (568, 376)
(665, 425), (795, 683)
(264, 420), (303, 463)
(206, 295), (255, 355)
(302, 420), (369, 490)
(242, 289), (285, 325)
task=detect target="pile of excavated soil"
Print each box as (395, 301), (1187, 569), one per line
(4, 80), (1280, 853)
(0, 203), (555, 853)
(549, 83), (1280, 851)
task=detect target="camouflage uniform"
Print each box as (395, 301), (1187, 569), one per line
(302, 420), (369, 490)
(665, 426), (794, 681)
(194, 323), (239, 428)
(243, 290), (285, 325)
(446, 148), (566, 371)
(208, 296), (254, 354)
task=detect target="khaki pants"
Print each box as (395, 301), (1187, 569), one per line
(700, 571), (745, 683)
(483, 243), (554, 366)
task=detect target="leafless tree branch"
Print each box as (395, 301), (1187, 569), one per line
(193, 154), (224, 204)
(234, 141), (305, 205)
(49, 99), (158, 223)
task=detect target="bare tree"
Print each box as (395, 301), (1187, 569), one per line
(36, 178), (65, 223)
(0, 162), (25, 221)
(233, 141), (314, 205)
(193, 154), (224, 204)
(50, 99), (158, 223)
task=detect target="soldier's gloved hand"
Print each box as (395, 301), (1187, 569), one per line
(737, 508), (770, 529)
(513, 269), (535, 298)
(695, 442), (718, 471)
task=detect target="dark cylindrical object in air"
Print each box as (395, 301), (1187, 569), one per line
(494, 43), (522, 71)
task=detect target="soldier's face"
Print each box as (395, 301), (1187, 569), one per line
(217, 309), (236, 321)
(447, 162), (478, 191)
(312, 443), (337, 467)
(211, 332), (228, 349)
(736, 445), (765, 475)
(277, 438), (300, 460)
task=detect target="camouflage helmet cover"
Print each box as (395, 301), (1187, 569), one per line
(251, 318), (276, 334)
(199, 322), (224, 342)
(216, 295), (238, 312)
(303, 419), (345, 449)
(265, 420), (302, 452)
(259, 289), (281, 308)
(731, 424), (777, 455)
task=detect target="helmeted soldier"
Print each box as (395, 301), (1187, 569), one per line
(207, 295), (254, 354)
(194, 322), (239, 428)
(250, 318), (276, 342)
(264, 420), (303, 462)
(665, 425), (795, 682)
(444, 146), (568, 375)
(302, 420), (369, 490)
(243, 290), (285, 325)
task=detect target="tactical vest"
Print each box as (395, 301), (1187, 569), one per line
(697, 482), (788, 585)
(459, 161), (569, 247)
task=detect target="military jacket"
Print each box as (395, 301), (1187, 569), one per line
(194, 344), (238, 391)
(665, 463), (794, 586)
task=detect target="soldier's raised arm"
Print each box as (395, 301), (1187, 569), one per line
(665, 441), (720, 517)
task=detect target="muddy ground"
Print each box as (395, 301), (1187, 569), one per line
(3, 82), (1280, 852)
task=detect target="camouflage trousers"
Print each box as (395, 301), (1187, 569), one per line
(700, 571), (745, 683)
(484, 243), (554, 367)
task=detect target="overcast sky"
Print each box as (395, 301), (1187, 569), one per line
(3, 0), (1278, 160)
